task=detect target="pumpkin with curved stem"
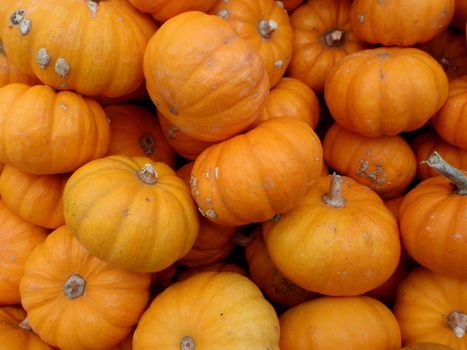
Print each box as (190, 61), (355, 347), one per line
(0, 83), (110, 175)
(20, 225), (151, 350)
(128, 0), (217, 22)
(350, 0), (454, 46)
(287, 0), (367, 93)
(394, 267), (467, 349)
(399, 152), (467, 279)
(133, 272), (280, 350)
(63, 155), (199, 273)
(210, 0), (293, 87)
(144, 11), (269, 142)
(177, 262), (247, 281)
(324, 47), (449, 137)
(0, 0), (157, 97)
(0, 40), (38, 87)
(105, 104), (177, 169)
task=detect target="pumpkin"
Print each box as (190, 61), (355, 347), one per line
(399, 152), (467, 279)
(20, 225), (151, 350)
(350, 0), (455, 46)
(278, 0), (303, 11)
(432, 74), (467, 150)
(384, 194), (406, 221)
(0, 306), (54, 349)
(279, 296), (401, 349)
(323, 123), (417, 198)
(0, 40), (38, 87)
(411, 130), (467, 180)
(210, 0), (293, 87)
(262, 174), (401, 296)
(254, 77), (320, 129)
(105, 104), (177, 169)
(133, 272), (280, 350)
(0, 83), (110, 175)
(0, 199), (48, 305)
(0, 164), (68, 228)
(324, 47), (449, 137)
(393, 267), (467, 349)
(63, 155), (199, 272)
(0, 0), (157, 97)
(177, 262), (247, 281)
(287, 0), (367, 93)
(403, 344), (456, 350)
(191, 118), (323, 226)
(452, 0), (467, 31)
(143, 11), (269, 142)
(128, 0), (217, 22)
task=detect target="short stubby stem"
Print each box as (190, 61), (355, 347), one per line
(138, 163), (158, 185)
(258, 19), (278, 39)
(322, 173), (346, 208)
(447, 310), (466, 338)
(323, 29), (345, 47)
(64, 274), (86, 300)
(180, 336), (195, 350)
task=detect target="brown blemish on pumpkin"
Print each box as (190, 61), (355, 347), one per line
(59, 82), (68, 89)
(55, 58), (70, 78)
(205, 197), (212, 204)
(167, 125), (178, 139)
(87, 0), (98, 16)
(274, 60), (284, 69)
(205, 208), (217, 219)
(275, 1), (285, 9)
(356, 160), (386, 191)
(358, 15), (365, 23)
(216, 9), (230, 19)
(168, 105), (178, 115)
(59, 101), (68, 110)
(19, 318), (32, 331)
(19, 19), (31, 35)
(9, 10), (25, 26)
(204, 169), (211, 179)
(0, 41), (5, 55)
(36, 48), (49, 69)
(139, 134), (156, 155)
(272, 213), (281, 222)
(122, 208), (129, 217)
(190, 176), (200, 197)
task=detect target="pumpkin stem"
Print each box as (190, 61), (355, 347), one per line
(167, 125), (178, 139)
(423, 151), (467, 195)
(323, 29), (345, 48)
(180, 336), (195, 350)
(258, 19), (278, 39)
(18, 317), (32, 331)
(138, 163), (158, 185)
(447, 311), (466, 338)
(322, 173), (346, 208)
(64, 274), (86, 300)
(139, 134), (156, 155)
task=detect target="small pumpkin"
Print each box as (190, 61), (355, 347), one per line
(177, 262), (248, 281)
(128, 0), (217, 22)
(0, 40), (38, 87)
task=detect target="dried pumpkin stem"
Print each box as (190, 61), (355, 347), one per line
(324, 29), (345, 47)
(447, 311), (466, 338)
(423, 151), (467, 195)
(64, 274), (86, 300)
(138, 134), (155, 155)
(19, 317), (32, 331)
(322, 173), (346, 208)
(258, 19), (278, 39)
(138, 163), (158, 185)
(180, 336), (195, 350)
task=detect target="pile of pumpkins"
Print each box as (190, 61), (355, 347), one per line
(0, 0), (466, 349)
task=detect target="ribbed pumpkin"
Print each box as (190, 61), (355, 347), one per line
(133, 272), (280, 350)
(63, 155), (199, 272)
(263, 174), (401, 296)
(105, 104), (177, 169)
(210, 0), (293, 87)
(350, 0), (455, 46)
(177, 262), (248, 281)
(128, 0), (217, 22)
(0, 40), (38, 87)
(0, 164), (68, 228)
(20, 225), (151, 350)
(393, 267), (467, 349)
(0, 199), (48, 305)
(191, 118), (323, 226)
(279, 296), (401, 349)
(324, 47), (449, 137)
(0, 83), (110, 175)
(287, 0), (367, 93)
(144, 11), (269, 142)
(0, 0), (157, 97)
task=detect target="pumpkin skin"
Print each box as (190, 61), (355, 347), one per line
(403, 344), (456, 350)
(254, 77), (320, 129)
(191, 118), (323, 226)
(279, 0), (303, 11)
(128, 0), (217, 22)
(350, 0), (455, 46)
(393, 268), (467, 349)
(0, 83), (110, 175)
(263, 174), (401, 296)
(323, 123), (417, 198)
(0, 164), (68, 228)
(0, 0), (157, 98)
(0, 199), (48, 305)
(114, 335), (133, 350)
(287, 0), (367, 93)
(432, 75), (467, 150)
(105, 104), (177, 169)
(144, 11), (270, 142)
(0, 307), (54, 349)
(177, 262), (248, 281)
(133, 272), (280, 350)
(0, 41), (38, 87)
(325, 47), (449, 137)
(384, 194), (406, 221)
(210, 0), (293, 87)
(279, 296), (402, 350)
(63, 155), (199, 273)
(20, 225), (151, 350)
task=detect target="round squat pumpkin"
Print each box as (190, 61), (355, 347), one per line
(128, 0), (217, 22)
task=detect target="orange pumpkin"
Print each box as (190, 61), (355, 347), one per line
(128, 0), (217, 22)
(0, 83), (110, 175)
(0, 40), (38, 87)
(191, 118), (323, 226)
(263, 174), (401, 296)
(350, 0), (455, 46)
(114, 334), (133, 350)
(0, 0), (157, 97)
(177, 262), (247, 281)
(20, 225), (151, 350)
(105, 104), (177, 169)
(279, 296), (401, 349)
(325, 47), (449, 137)
(287, 0), (367, 93)
(384, 194), (406, 221)
(133, 272), (280, 349)
(278, 0), (303, 11)
(144, 11), (269, 142)
(393, 267), (467, 349)
(403, 344), (456, 350)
